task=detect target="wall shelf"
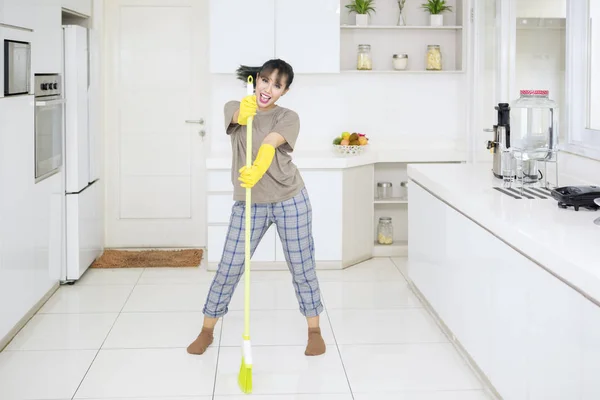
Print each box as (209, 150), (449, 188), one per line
(373, 241), (408, 257)
(374, 197), (408, 204)
(341, 70), (465, 74)
(341, 25), (463, 30)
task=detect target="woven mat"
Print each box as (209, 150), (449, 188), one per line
(91, 249), (203, 268)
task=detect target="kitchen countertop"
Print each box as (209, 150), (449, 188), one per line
(408, 162), (600, 304)
(206, 143), (467, 170)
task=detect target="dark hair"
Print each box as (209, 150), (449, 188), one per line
(236, 59), (294, 89)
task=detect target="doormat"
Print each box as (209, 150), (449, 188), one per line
(91, 249), (203, 268)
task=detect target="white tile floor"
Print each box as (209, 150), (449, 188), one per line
(0, 257), (492, 400)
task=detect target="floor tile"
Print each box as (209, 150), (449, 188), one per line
(74, 348), (217, 398)
(353, 391), (491, 400)
(103, 311), (220, 349)
(214, 346), (351, 395)
(317, 258), (404, 282)
(138, 267), (215, 285)
(320, 280), (420, 309)
(77, 268), (144, 285)
(220, 310), (335, 347)
(228, 280), (303, 311)
(327, 309), (447, 345)
(6, 313), (118, 351)
(340, 343), (482, 393)
(214, 395), (353, 399)
(79, 398), (211, 400)
(392, 257), (410, 278)
(122, 284), (209, 312)
(0, 349), (96, 400)
(39, 285), (134, 314)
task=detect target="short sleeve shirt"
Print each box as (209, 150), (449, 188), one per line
(224, 100), (305, 204)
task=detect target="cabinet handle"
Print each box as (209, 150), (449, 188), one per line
(185, 119), (205, 125)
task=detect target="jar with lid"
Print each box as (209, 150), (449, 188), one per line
(377, 182), (392, 199)
(377, 217), (394, 245)
(399, 181), (408, 199)
(392, 54), (408, 70)
(426, 45), (442, 70)
(357, 44), (373, 70)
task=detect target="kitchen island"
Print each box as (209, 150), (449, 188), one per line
(205, 141), (467, 270)
(407, 162), (600, 400)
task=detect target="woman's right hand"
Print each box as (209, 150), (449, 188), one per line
(237, 95), (257, 126)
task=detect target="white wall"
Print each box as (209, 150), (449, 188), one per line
(208, 73), (467, 154)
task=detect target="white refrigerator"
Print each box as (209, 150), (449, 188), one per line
(62, 24), (103, 282)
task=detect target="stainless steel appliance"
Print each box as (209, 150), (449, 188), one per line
(34, 73), (64, 182)
(3, 39), (31, 96)
(486, 103), (512, 180)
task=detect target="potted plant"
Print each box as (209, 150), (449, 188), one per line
(420, 0), (452, 27)
(346, 0), (376, 27)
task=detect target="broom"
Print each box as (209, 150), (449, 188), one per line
(238, 75), (254, 394)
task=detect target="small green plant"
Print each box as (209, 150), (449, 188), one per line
(420, 0), (452, 14)
(346, 0), (376, 15)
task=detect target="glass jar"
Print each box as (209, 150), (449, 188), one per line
(357, 44), (373, 70)
(377, 182), (392, 199)
(377, 217), (394, 245)
(426, 45), (442, 71)
(509, 90), (559, 162)
(399, 181), (408, 199)
(392, 54), (408, 70)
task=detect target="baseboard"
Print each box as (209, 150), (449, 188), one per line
(407, 280), (503, 400)
(0, 282), (60, 352)
(207, 260), (344, 271)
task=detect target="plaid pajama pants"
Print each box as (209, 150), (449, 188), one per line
(203, 187), (324, 318)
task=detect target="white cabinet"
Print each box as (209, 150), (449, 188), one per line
(61, 0), (91, 16)
(205, 165), (372, 269)
(31, 0), (62, 73)
(408, 182), (597, 399)
(274, 0), (340, 73)
(0, 0), (35, 29)
(0, 95), (60, 345)
(209, 0), (339, 73)
(209, 0), (275, 74)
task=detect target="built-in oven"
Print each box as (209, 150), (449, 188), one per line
(4, 39), (31, 96)
(34, 73), (64, 182)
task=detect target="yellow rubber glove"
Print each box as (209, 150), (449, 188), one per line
(237, 95), (257, 126)
(239, 144), (276, 188)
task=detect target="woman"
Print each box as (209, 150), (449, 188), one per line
(187, 59), (326, 356)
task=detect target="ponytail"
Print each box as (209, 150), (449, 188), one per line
(236, 65), (261, 88)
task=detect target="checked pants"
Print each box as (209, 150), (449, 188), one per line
(202, 187), (324, 318)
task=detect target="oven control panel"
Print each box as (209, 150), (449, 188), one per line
(34, 73), (62, 98)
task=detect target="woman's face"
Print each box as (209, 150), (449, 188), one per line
(255, 69), (289, 110)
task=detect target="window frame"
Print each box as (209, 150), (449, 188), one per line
(564, 0), (600, 160)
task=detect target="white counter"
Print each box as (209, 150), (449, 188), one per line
(408, 162), (600, 303)
(207, 144), (467, 170)
(407, 161), (600, 399)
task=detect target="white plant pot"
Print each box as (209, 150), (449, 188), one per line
(430, 14), (444, 27)
(356, 14), (369, 26)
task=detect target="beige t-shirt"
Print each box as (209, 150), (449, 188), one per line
(224, 100), (305, 204)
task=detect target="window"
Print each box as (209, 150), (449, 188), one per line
(565, 0), (600, 160)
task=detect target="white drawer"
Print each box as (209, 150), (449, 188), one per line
(207, 225), (276, 262)
(207, 194), (234, 224)
(207, 170), (233, 192)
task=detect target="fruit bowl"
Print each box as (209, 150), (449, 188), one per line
(332, 144), (367, 156)
(332, 131), (369, 156)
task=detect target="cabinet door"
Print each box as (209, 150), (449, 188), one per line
(31, 0), (62, 73)
(209, 0), (275, 73)
(1, 0), (35, 29)
(274, 0), (339, 73)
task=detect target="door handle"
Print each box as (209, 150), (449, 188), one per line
(185, 119), (205, 125)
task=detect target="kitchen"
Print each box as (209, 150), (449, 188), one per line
(0, 0), (599, 399)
